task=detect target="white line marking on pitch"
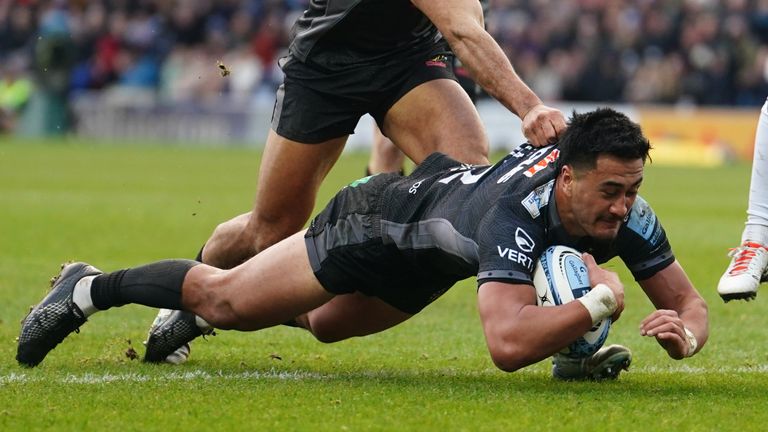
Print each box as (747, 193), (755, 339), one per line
(0, 369), (330, 385)
(2, 365), (767, 385)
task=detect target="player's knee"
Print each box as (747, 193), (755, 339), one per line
(310, 326), (344, 344)
(206, 218), (257, 262)
(250, 212), (309, 253)
(184, 273), (241, 329)
(214, 218), (249, 244)
(201, 296), (240, 330)
(304, 316), (349, 344)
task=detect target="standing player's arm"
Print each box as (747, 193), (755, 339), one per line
(477, 281), (596, 372)
(411, 0), (566, 146)
(638, 260), (709, 359)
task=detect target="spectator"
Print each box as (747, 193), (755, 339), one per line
(0, 3), (36, 57)
(2, 0), (766, 108)
(22, 2), (76, 136)
(0, 55), (33, 134)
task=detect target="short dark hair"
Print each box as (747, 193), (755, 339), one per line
(555, 108), (651, 173)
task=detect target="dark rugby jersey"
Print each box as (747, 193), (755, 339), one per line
(379, 148), (674, 287)
(289, 0), (441, 67)
(289, 0), (490, 68)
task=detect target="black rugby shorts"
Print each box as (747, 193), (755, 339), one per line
(304, 170), (454, 314)
(272, 44), (460, 144)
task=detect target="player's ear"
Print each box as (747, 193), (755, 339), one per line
(559, 164), (575, 195)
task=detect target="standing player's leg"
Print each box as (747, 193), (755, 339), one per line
(381, 78), (489, 166)
(365, 56), (478, 177)
(202, 130), (347, 269)
(367, 124), (406, 175)
(718, 99), (768, 301)
(203, 54), (362, 269)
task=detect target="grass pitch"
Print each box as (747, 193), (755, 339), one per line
(1, 140), (767, 431)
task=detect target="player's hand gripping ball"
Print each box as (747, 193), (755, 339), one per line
(533, 245), (611, 358)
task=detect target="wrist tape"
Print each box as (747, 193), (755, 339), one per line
(684, 327), (698, 357)
(577, 283), (617, 325)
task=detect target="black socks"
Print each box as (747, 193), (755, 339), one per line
(90, 259), (199, 311)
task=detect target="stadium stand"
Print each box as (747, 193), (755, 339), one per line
(0, 0), (766, 139)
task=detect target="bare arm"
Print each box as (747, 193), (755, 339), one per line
(478, 281), (594, 371)
(478, 254), (624, 372)
(638, 260), (709, 359)
(412, 0), (566, 146)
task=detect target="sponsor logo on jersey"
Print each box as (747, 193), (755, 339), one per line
(515, 227), (535, 252)
(520, 179), (554, 219)
(425, 54), (448, 68)
(497, 245), (534, 269)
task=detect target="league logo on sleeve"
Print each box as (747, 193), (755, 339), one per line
(626, 196), (661, 244)
(520, 180), (554, 219)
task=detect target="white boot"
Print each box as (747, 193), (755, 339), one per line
(717, 242), (768, 302)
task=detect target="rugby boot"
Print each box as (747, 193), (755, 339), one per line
(144, 309), (193, 364)
(17, 262), (102, 367)
(143, 310), (214, 363)
(552, 344), (632, 381)
(718, 241), (768, 302)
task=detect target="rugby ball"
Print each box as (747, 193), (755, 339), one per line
(533, 245), (611, 358)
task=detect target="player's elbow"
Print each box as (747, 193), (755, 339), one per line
(487, 342), (536, 373)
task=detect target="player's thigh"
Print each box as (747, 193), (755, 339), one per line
(189, 231), (335, 330)
(248, 130), (347, 249)
(382, 79), (489, 165)
(305, 292), (413, 342)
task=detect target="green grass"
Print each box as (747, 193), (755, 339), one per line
(1, 139), (767, 431)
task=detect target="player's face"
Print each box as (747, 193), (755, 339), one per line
(561, 155), (644, 241)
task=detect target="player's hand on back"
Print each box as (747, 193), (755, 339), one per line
(521, 104), (567, 147)
(582, 252), (625, 322)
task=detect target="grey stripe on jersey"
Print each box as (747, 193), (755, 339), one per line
(477, 269), (532, 283)
(307, 212), (377, 268)
(272, 82), (285, 130)
(627, 251), (675, 275)
(381, 218), (479, 265)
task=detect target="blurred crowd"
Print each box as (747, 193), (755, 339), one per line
(1, 0), (767, 135)
(490, 0), (768, 106)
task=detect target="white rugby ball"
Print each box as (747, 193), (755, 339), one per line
(533, 245), (611, 358)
